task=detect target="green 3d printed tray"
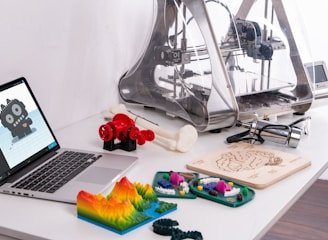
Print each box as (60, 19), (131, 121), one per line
(152, 171), (199, 199)
(189, 176), (255, 207)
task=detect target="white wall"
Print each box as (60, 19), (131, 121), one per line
(0, 0), (154, 130)
(0, 0), (327, 131)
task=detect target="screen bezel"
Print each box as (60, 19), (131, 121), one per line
(0, 77), (60, 182)
(304, 61), (328, 89)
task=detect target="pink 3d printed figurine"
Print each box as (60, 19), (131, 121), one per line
(169, 172), (185, 185)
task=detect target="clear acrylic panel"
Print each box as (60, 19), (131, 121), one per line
(119, 0), (313, 132)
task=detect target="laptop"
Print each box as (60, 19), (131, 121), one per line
(304, 61), (328, 99)
(0, 77), (137, 203)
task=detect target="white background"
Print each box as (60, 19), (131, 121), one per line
(0, 0), (154, 130)
(0, 0), (327, 130)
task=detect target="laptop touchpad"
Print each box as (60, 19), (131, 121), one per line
(76, 167), (121, 185)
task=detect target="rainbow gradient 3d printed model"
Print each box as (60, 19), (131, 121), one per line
(76, 176), (177, 234)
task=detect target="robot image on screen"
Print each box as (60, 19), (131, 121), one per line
(0, 83), (56, 169)
(119, 0), (314, 133)
(0, 98), (34, 141)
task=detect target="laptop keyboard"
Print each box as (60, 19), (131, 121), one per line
(12, 151), (98, 193)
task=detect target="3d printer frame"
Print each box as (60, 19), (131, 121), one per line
(118, 0), (313, 132)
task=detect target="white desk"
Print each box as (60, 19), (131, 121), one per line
(0, 104), (327, 240)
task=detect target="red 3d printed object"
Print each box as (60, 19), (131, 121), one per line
(99, 113), (155, 151)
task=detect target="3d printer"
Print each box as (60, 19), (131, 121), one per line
(118, 0), (313, 132)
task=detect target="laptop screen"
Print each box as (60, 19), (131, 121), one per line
(0, 78), (58, 181)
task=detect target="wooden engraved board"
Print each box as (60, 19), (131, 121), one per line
(186, 142), (311, 189)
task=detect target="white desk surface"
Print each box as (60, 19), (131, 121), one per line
(0, 103), (327, 240)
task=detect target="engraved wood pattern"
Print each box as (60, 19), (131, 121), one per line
(186, 142), (311, 189)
